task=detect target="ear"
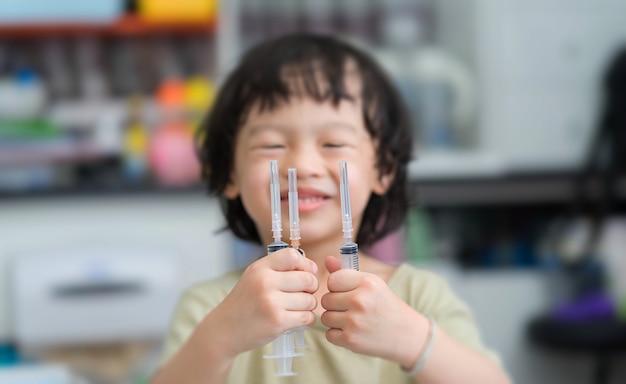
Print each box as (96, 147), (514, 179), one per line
(223, 177), (240, 199)
(372, 169), (394, 196)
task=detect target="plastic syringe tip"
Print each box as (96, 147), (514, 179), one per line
(270, 160), (282, 242)
(288, 168), (301, 242)
(339, 160), (353, 242)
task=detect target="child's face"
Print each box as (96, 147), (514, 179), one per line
(224, 96), (391, 247)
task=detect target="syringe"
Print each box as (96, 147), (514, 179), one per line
(288, 168), (301, 250)
(263, 160), (302, 377)
(288, 168), (309, 350)
(339, 160), (359, 270)
(268, 160), (288, 253)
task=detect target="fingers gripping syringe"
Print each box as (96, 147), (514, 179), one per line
(263, 161), (302, 377)
(288, 168), (309, 350)
(339, 161), (359, 270)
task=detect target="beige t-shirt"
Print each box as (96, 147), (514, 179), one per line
(161, 263), (500, 384)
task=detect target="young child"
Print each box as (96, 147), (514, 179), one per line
(153, 34), (510, 384)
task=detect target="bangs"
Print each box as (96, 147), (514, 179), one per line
(234, 38), (380, 138)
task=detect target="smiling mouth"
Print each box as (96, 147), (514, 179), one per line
(280, 193), (330, 207)
(298, 196), (326, 204)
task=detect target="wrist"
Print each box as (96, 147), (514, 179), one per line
(195, 309), (239, 363)
(165, 313), (236, 384)
(398, 312), (431, 370)
(400, 314), (437, 376)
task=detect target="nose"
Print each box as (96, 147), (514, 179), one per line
(282, 142), (324, 180)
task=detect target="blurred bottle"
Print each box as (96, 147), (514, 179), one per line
(405, 207), (434, 264)
(108, 39), (144, 97)
(184, 75), (216, 129)
(75, 38), (108, 101)
(597, 218), (626, 320)
(374, 0), (474, 150)
(149, 79), (200, 187)
(122, 96), (149, 184)
(412, 48), (475, 150)
(42, 39), (75, 100)
(0, 68), (47, 121)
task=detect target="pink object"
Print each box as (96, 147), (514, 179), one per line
(365, 230), (405, 266)
(149, 122), (200, 187)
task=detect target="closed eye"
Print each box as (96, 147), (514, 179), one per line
(252, 144), (285, 150)
(323, 143), (346, 148)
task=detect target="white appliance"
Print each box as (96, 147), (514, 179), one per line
(12, 244), (182, 352)
(0, 364), (71, 384)
(437, 0), (626, 172)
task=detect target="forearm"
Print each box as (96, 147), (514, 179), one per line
(404, 317), (510, 384)
(151, 312), (236, 384)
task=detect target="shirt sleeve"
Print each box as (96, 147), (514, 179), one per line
(160, 285), (213, 366)
(159, 270), (242, 367)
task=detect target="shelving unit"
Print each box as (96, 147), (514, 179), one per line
(413, 172), (582, 207)
(0, 15), (215, 38)
(409, 149), (508, 180)
(0, 7), (221, 198)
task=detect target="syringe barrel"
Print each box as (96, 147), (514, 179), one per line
(267, 242), (288, 254)
(340, 242), (359, 271)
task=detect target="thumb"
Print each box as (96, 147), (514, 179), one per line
(325, 256), (342, 274)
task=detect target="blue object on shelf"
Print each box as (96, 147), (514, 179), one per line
(0, 0), (124, 24)
(0, 344), (19, 367)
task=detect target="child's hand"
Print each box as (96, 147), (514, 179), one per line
(321, 256), (427, 367)
(207, 248), (319, 357)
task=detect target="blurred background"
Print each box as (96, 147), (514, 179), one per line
(1, 0), (626, 383)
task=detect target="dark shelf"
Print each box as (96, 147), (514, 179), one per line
(3, 171), (624, 206)
(0, 15), (215, 38)
(0, 183), (206, 201)
(412, 172), (626, 207)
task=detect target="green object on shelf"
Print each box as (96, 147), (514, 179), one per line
(406, 206), (434, 263)
(0, 119), (61, 140)
(619, 297), (626, 321)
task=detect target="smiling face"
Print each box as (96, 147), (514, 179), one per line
(224, 96), (391, 248)
(200, 35), (414, 248)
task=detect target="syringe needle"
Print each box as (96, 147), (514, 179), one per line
(288, 168), (301, 249)
(270, 160), (282, 244)
(268, 160), (288, 254)
(339, 160), (353, 243)
(339, 160), (359, 271)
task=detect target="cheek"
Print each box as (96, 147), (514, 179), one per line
(238, 169), (270, 221)
(349, 172), (375, 216)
